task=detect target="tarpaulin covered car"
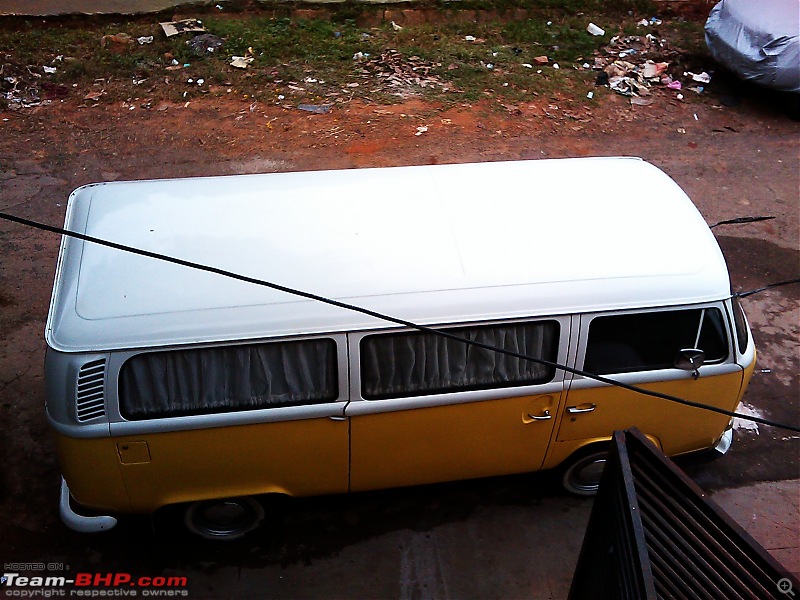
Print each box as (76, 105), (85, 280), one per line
(705, 0), (800, 93)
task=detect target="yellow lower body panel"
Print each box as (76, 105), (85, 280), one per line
(556, 370), (743, 457)
(349, 394), (560, 493)
(58, 417), (349, 514)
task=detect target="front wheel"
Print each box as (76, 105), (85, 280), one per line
(561, 449), (608, 496)
(184, 496), (264, 541)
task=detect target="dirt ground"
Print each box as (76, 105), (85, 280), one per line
(1, 45), (799, 598)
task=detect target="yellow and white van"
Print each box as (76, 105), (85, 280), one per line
(45, 158), (756, 539)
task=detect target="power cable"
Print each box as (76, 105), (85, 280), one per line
(1, 210), (798, 433)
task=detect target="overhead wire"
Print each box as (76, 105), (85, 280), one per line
(1, 210), (799, 434)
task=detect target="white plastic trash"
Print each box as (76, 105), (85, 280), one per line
(587, 23), (605, 36)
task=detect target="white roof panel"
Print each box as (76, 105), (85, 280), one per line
(46, 158), (732, 352)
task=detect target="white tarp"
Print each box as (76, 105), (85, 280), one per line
(705, 0), (800, 93)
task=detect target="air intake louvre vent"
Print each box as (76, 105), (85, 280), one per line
(76, 358), (106, 422)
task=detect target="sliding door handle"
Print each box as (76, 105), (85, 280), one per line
(566, 404), (596, 414)
(526, 410), (552, 421)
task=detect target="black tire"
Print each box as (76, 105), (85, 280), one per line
(561, 448), (608, 496)
(184, 496), (264, 541)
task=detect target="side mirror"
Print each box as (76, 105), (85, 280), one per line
(675, 348), (705, 380)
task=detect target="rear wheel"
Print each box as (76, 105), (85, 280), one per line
(561, 449), (608, 496)
(184, 496), (264, 541)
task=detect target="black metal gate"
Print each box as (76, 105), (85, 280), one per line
(569, 428), (799, 599)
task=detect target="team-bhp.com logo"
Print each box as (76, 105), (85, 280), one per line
(2, 570), (188, 597)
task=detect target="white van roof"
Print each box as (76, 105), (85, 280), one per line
(46, 158), (732, 352)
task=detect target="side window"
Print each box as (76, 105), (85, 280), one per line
(360, 321), (560, 400)
(119, 338), (338, 420)
(732, 297), (750, 353)
(583, 308), (728, 376)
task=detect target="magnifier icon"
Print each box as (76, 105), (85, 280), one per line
(778, 578), (796, 597)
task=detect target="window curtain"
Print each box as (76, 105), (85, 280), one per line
(361, 322), (558, 399)
(120, 338), (337, 419)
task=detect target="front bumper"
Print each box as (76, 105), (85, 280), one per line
(60, 478), (117, 533)
(674, 425), (734, 468)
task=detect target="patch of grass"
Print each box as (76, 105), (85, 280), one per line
(0, 3), (705, 109)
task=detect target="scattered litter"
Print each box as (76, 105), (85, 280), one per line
(216, 4), (223, 9)
(733, 402), (762, 435)
(677, 127), (686, 133)
(693, 113), (698, 120)
(637, 17), (662, 27)
(586, 23), (605, 37)
(533, 55), (549, 65)
(630, 96), (653, 106)
(43, 66), (57, 74)
(298, 104), (332, 114)
(391, 21), (403, 31)
(160, 19), (206, 37)
(686, 71), (711, 84)
(465, 35), (476, 42)
(353, 52), (369, 61)
(415, 125), (428, 136)
(136, 36), (154, 45)
(687, 86), (705, 94)
(522, 63), (533, 69)
(761, 368), (772, 373)
(546, 21), (553, 26)
(609, 76), (642, 96)
(83, 91), (105, 101)
(641, 60), (668, 80)
(677, 93), (684, 100)
(594, 32), (712, 103)
(486, 63), (494, 69)
(552, 63), (560, 70)
(350, 50), (449, 95)
(197, 78), (204, 85)
(586, 91), (593, 99)
(230, 56), (254, 69)
(187, 33), (224, 55)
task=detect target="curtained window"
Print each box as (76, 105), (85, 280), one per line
(119, 338), (338, 419)
(360, 321), (560, 400)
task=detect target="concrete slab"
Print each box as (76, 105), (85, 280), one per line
(0, 0), (407, 17)
(711, 479), (800, 583)
(0, 0), (202, 16)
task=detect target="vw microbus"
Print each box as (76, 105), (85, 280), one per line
(45, 158), (756, 539)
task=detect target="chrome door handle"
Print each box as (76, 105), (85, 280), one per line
(527, 410), (552, 421)
(566, 404), (596, 414)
